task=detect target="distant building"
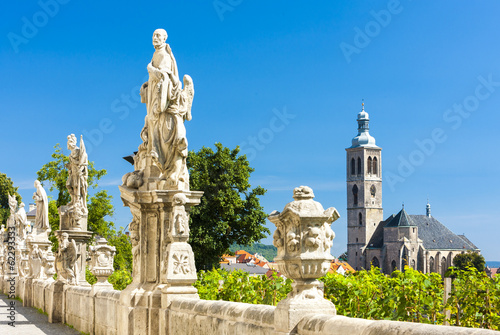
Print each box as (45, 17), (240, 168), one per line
(346, 104), (479, 275)
(329, 259), (355, 275)
(26, 203), (36, 232)
(220, 250), (271, 275)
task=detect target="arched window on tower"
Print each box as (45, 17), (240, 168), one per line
(370, 185), (376, 198)
(373, 157), (378, 175)
(359, 212), (363, 225)
(357, 157), (361, 175)
(367, 157), (372, 174)
(351, 158), (355, 175)
(352, 185), (358, 206)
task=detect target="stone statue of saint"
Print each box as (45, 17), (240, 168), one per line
(66, 134), (88, 216)
(15, 202), (29, 241)
(56, 232), (78, 284)
(33, 180), (50, 230)
(139, 28), (194, 190)
(8, 194), (17, 223)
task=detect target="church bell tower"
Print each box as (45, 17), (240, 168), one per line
(346, 103), (383, 270)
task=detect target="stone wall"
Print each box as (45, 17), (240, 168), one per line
(168, 298), (275, 335)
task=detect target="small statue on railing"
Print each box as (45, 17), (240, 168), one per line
(33, 180), (50, 231)
(55, 232), (78, 285)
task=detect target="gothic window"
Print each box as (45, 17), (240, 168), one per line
(370, 185), (376, 197)
(352, 185), (358, 206)
(358, 213), (363, 225)
(371, 257), (380, 269)
(429, 256), (435, 273)
(411, 259), (416, 270)
(367, 157), (372, 174)
(351, 158), (355, 175)
(441, 257), (447, 277)
(373, 157), (378, 175)
(357, 157), (361, 175)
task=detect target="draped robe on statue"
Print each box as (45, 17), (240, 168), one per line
(143, 43), (190, 184)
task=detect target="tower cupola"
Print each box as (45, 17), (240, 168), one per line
(351, 103), (377, 148)
(426, 201), (431, 217)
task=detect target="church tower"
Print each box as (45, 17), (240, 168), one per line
(346, 103), (383, 270)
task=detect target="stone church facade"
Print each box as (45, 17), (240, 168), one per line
(346, 104), (479, 275)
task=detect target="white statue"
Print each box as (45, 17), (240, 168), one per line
(15, 202), (29, 240)
(7, 194), (17, 226)
(55, 232), (78, 285)
(66, 134), (88, 219)
(33, 180), (50, 230)
(138, 28), (195, 190)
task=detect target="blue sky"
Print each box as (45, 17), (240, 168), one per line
(1, 1), (499, 261)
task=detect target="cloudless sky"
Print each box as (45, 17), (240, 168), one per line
(1, 1), (499, 261)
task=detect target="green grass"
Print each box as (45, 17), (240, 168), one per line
(36, 307), (48, 316)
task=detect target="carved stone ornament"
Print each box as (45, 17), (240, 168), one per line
(268, 186), (339, 300)
(270, 186), (339, 334)
(169, 193), (190, 242)
(89, 236), (116, 286)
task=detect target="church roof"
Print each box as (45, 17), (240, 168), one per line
(409, 215), (479, 251)
(384, 208), (415, 227)
(366, 211), (479, 252)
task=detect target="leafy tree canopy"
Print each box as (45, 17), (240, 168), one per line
(187, 143), (270, 270)
(453, 251), (486, 272)
(0, 172), (22, 227)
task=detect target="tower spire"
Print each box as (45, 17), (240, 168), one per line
(426, 199), (431, 217)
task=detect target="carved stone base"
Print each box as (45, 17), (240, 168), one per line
(274, 297), (336, 335)
(118, 284), (162, 335)
(58, 206), (88, 231)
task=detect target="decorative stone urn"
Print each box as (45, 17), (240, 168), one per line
(89, 237), (116, 288)
(268, 186), (339, 335)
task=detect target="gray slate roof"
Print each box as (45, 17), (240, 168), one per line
(409, 214), (478, 251)
(366, 210), (479, 252)
(384, 209), (415, 227)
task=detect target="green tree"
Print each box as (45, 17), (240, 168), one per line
(0, 172), (21, 227)
(187, 143), (270, 270)
(452, 251), (486, 272)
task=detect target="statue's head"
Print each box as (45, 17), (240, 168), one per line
(67, 134), (77, 151)
(153, 29), (168, 48)
(62, 232), (69, 240)
(20, 202), (25, 208)
(34, 180), (40, 188)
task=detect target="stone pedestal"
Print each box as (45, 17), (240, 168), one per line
(118, 185), (202, 335)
